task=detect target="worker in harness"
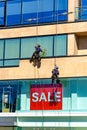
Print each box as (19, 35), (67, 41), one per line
(51, 65), (60, 85)
(30, 44), (43, 67)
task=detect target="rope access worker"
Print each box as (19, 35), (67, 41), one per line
(30, 44), (43, 63)
(51, 65), (60, 85)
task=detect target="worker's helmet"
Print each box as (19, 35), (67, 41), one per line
(55, 66), (59, 69)
(37, 44), (40, 47)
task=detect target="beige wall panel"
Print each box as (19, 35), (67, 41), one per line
(1, 22), (87, 39)
(0, 57), (87, 80)
(68, 34), (78, 55)
(68, 0), (75, 21)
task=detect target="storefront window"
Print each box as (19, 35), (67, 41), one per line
(0, 77), (87, 112)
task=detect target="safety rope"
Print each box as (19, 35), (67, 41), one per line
(36, 0), (45, 126)
(34, 0), (45, 129)
(35, 1), (39, 129)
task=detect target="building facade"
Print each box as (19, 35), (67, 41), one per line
(0, 0), (87, 130)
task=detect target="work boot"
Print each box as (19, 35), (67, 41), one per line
(30, 58), (33, 63)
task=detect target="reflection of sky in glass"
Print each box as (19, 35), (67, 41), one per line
(7, 0), (21, 15)
(0, 3), (4, 16)
(0, 2), (4, 24)
(0, 0), (68, 26)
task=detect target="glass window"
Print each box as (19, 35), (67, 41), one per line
(22, 0), (38, 24)
(0, 80), (20, 112)
(22, 0), (54, 24)
(0, 0), (68, 26)
(5, 39), (20, 59)
(21, 37), (36, 58)
(0, 2), (5, 26)
(54, 0), (68, 21)
(21, 36), (53, 58)
(37, 0), (54, 23)
(54, 35), (67, 56)
(0, 40), (4, 59)
(6, 0), (21, 26)
(0, 77), (87, 112)
(22, 0), (67, 25)
(0, 60), (3, 66)
(21, 35), (67, 58)
(4, 59), (19, 67)
(38, 36), (53, 57)
(80, 0), (87, 20)
(0, 40), (4, 66)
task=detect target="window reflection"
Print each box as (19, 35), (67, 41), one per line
(0, 81), (20, 112)
(0, 0), (68, 26)
(6, 0), (21, 26)
(0, 2), (5, 26)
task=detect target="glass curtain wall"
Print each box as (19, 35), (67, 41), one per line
(0, 39), (20, 67)
(0, 1), (4, 26)
(6, 0), (21, 26)
(80, 0), (87, 20)
(0, 77), (87, 112)
(0, 0), (68, 26)
(0, 35), (67, 67)
(0, 80), (21, 112)
(75, 0), (87, 21)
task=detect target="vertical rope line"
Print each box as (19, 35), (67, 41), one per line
(36, 0), (39, 44)
(36, 0), (44, 128)
(54, 0), (59, 67)
(55, 1), (60, 129)
(35, 1), (40, 130)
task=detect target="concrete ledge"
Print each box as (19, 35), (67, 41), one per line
(0, 56), (86, 80)
(0, 22), (87, 38)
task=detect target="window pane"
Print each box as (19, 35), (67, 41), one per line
(37, 0), (54, 23)
(54, 35), (67, 56)
(80, 0), (87, 20)
(0, 40), (4, 59)
(0, 60), (3, 66)
(0, 2), (4, 26)
(4, 60), (19, 66)
(38, 36), (53, 57)
(0, 80), (20, 112)
(22, 0), (37, 24)
(5, 39), (20, 59)
(77, 78), (87, 109)
(21, 37), (36, 58)
(22, 0), (54, 24)
(21, 36), (53, 58)
(6, 0), (21, 26)
(54, 0), (68, 21)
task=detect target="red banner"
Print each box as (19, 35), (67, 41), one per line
(30, 84), (62, 110)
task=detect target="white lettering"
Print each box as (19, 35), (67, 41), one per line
(55, 92), (61, 102)
(31, 92), (61, 102)
(39, 92), (47, 101)
(48, 92), (54, 102)
(32, 92), (38, 102)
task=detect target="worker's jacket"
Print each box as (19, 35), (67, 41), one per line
(52, 69), (59, 76)
(35, 46), (42, 54)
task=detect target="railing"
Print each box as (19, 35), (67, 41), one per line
(75, 6), (87, 21)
